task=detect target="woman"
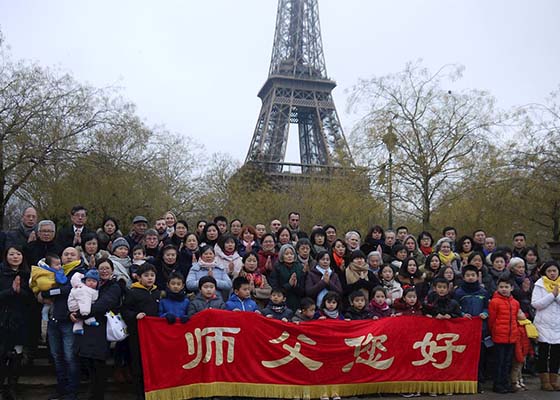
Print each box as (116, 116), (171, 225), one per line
(215, 235), (243, 279)
(360, 225), (385, 256)
(403, 234), (425, 266)
(275, 227), (292, 250)
(341, 250), (379, 304)
(178, 232), (200, 274)
(229, 219), (243, 240)
(305, 251), (342, 305)
(366, 251), (383, 277)
(164, 211), (177, 236)
(417, 231), (434, 256)
(238, 226), (260, 257)
(296, 238), (315, 272)
(257, 233), (278, 277)
(422, 253), (442, 289)
(397, 256), (428, 301)
(96, 217), (122, 251)
(531, 261), (560, 391)
(435, 237), (461, 275)
(457, 235), (474, 267)
(195, 220), (207, 241)
(73, 258), (122, 400)
(166, 220), (189, 249)
(155, 245), (188, 290)
(186, 245), (232, 300)
(269, 244), (305, 312)
(344, 231), (361, 253)
(467, 252), (494, 293)
(0, 246), (32, 400)
(80, 233), (106, 268)
(200, 223), (221, 248)
(309, 228), (327, 258)
(329, 238), (348, 282)
(323, 224), (338, 249)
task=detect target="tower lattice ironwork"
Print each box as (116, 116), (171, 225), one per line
(245, 0), (354, 174)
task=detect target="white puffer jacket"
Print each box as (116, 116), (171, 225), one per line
(531, 278), (560, 344)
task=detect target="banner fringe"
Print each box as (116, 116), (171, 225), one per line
(145, 380), (477, 400)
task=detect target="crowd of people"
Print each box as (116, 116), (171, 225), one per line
(0, 205), (559, 400)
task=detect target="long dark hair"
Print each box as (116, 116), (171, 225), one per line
(3, 245), (29, 273)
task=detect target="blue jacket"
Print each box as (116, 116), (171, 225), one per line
(225, 293), (259, 312)
(453, 283), (489, 317)
(159, 290), (190, 318)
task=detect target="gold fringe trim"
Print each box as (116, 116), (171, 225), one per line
(146, 380), (477, 400)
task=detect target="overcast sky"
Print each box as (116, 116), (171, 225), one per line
(1, 0), (559, 163)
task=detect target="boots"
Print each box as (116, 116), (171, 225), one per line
(4, 352), (22, 400)
(550, 373), (560, 391)
(540, 373), (554, 391)
(510, 363), (523, 391)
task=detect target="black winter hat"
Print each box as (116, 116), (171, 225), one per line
(198, 275), (217, 289)
(461, 264), (479, 276)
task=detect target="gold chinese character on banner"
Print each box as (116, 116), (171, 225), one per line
(412, 332), (466, 369)
(342, 334), (394, 372)
(261, 331), (323, 371)
(183, 327), (241, 369)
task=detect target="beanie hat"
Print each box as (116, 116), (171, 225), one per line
(461, 264), (479, 276)
(198, 275), (217, 289)
(83, 269), (100, 283)
(350, 250), (366, 261)
(112, 237), (130, 251)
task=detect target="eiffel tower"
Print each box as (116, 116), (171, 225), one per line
(245, 0), (354, 175)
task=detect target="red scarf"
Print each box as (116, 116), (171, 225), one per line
(420, 246), (433, 256)
(332, 252), (345, 269)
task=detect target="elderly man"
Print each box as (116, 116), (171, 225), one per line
(40, 247), (85, 400)
(124, 216), (149, 256)
(56, 205), (94, 249)
(24, 220), (63, 266)
(6, 206), (38, 248)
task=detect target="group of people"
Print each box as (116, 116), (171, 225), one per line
(0, 206), (559, 400)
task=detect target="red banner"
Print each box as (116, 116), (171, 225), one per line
(139, 310), (481, 400)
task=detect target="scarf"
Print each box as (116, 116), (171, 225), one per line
(420, 245), (433, 256)
(244, 271), (264, 288)
(198, 260), (218, 270)
(369, 299), (390, 312)
(271, 302), (286, 314)
(322, 308), (340, 319)
(165, 289), (187, 302)
(460, 281), (481, 293)
(37, 260), (69, 284)
(314, 265), (332, 306)
(459, 251), (473, 262)
(313, 244), (327, 255)
(438, 251), (456, 266)
(129, 230), (144, 245)
(345, 261), (369, 285)
(332, 252), (345, 269)
(160, 262), (176, 283)
(542, 276), (560, 293)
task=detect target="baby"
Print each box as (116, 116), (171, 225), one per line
(30, 254), (66, 321)
(67, 269), (100, 334)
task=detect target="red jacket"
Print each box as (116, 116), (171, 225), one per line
(488, 291), (520, 344)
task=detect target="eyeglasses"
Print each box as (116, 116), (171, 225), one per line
(39, 230), (55, 233)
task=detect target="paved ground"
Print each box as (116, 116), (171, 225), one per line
(12, 375), (558, 399)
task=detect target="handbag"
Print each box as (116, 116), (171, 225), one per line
(105, 311), (128, 342)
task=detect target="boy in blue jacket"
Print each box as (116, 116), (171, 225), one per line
(454, 264), (490, 392)
(225, 276), (259, 312)
(159, 272), (190, 323)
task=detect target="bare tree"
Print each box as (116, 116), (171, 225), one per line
(348, 61), (501, 230)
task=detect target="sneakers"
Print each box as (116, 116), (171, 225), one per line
(401, 393), (420, 398)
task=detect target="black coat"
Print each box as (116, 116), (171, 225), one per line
(24, 239), (64, 266)
(76, 279), (122, 360)
(122, 283), (161, 336)
(0, 263), (33, 352)
(56, 226), (95, 250)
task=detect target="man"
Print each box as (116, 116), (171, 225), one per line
(255, 223), (267, 240)
(269, 219), (282, 234)
(40, 247), (85, 400)
(382, 229), (397, 262)
(396, 226), (408, 243)
(56, 205), (93, 249)
(472, 229), (486, 253)
(6, 206), (38, 248)
(442, 226), (457, 251)
(154, 217), (169, 242)
(25, 220), (63, 266)
(144, 229), (161, 258)
(287, 212), (301, 233)
(512, 233), (527, 258)
(124, 216), (149, 256)
(214, 216), (228, 235)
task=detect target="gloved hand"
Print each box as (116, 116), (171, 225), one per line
(180, 316), (189, 324)
(165, 313), (177, 324)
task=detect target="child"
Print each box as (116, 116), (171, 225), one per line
(108, 237), (132, 288)
(159, 272), (190, 324)
(367, 286), (393, 319)
(262, 289), (293, 322)
(393, 287), (422, 316)
(130, 244), (147, 282)
(379, 264), (403, 306)
(344, 291), (371, 320)
(67, 269), (100, 334)
(423, 278), (462, 319)
(292, 297), (317, 322)
(187, 276), (226, 318)
(397, 257), (428, 301)
(315, 291), (344, 320)
(454, 264), (490, 392)
(238, 252), (272, 308)
(226, 276), (259, 312)
(488, 278), (522, 393)
(30, 254), (65, 321)
(122, 263), (161, 400)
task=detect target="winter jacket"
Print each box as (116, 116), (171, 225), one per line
(393, 297), (422, 316)
(67, 274), (98, 316)
(396, 274), (428, 302)
(0, 263), (33, 349)
(423, 292), (462, 318)
(41, 260), (86, 322)
(340, 269), (380, 304)
(225, 293), (259, 312)
(154, 259), (188, 291)
(261, 301), (293, 321)
(305, 267), (343, 302)
(186, 262), (232, 300)
(380, 279), (402, 306)
(107, 255), (132, 288)
(122, 282), (161, 336)
(531, 277), (560, 344)
(96, 228), (123, 251)
(159, 290), (190, 319)
(5, 223), (36, 249)
(454, 282), (489, 317)
(292, 310), (315, 322)
(257, 249), (278, 276)
(75, 278), (122, 360)
(344, 306), (371, 320)
(367, 300), (393, 319)
(187, 293), (225, 318)
(214, 244), (243, 279)
(24, 239), (63, 266)
(238, 241), (261, 258)
(269, 261), (305, 312)
(488, 291), (520, 344)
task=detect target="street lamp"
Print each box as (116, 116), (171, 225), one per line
(382, 123), (397, 229)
